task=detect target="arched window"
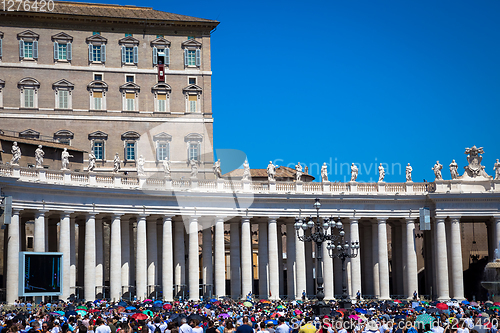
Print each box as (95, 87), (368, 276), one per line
(121, 131), (140, 161)
(53, 79), (74, 110)
(18, 77), (40, 109)
(183, 84), (202, 113)
(87, 80), (108, 111)
(152, 83), (171, 112)
(185, 133), (203, 162)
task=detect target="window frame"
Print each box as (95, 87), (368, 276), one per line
(52, 32), (73, 63)
(0, 79), (4, 108)
(86, 34), (107, 64)
(18, 77), (40, 109)
(54, 130), (74, 146)
(120, 82), (140, 112)
(181, 39), (202, 68)
(183, 84), (202, 113)
(88, 131), (108, 161)
(0, 31), (3, 60)
(53, 79), (74, 110)
(153, 132), (172, 162)
(151, 37), (171, 67)
(88, 80), (108, 111)
(121, 131), (140, 162)
(18, 30), (39, 61)
(152, 83), (172, 113)
(119, 36), (139, 66)
(185, 133), (203, 163)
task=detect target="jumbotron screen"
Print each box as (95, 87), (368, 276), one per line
(20, 252), (62, 296)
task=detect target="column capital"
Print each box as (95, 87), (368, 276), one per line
(376, 217), (388, 223)
(162, 215), (175, 221)
(61, 211), (73, 218)
(348, 218), (360, 223)
(11, 209), (21, 215)
(435, 217), (446, 223)
(189, 215), (202, 221)
(215, 216), (227, 222)
(268, 216), (279, 223)
(449, 217), (461, 223)
(35, 209), (49, 218)
(241, 216), (253, 222)
(86, 212), (97, 219)
(404, 218), (417, 224)
(491, 216), (500, 222)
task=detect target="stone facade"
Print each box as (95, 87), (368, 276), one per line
(0, 3), (218, 177)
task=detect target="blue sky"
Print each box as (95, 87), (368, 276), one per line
(88, 0), (500, 182)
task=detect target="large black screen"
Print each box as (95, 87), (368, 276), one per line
(23, 254), (61, 294)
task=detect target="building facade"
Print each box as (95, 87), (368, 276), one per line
(0, 2), (218, 177)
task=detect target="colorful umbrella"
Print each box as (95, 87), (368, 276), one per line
(491, 306), (500, 311)
(265, 320), (278, 325)
(294, 310), (302, 315)
(116, 307), (125, 313)
(219, 313), (230, 319)
(131, 313), (148, 320)
(461, 300), (470, 305)
(277, 305), (285, 309)
(210, 299), (218, 303)
(126, 306), (136, 310)
(77, 306), (88, 310)
(494, 302), (500, 306)
(76, 310), (87, 316)
(416, 314), (434, 326)
(143, 310), (153, 317)
(163, 304), (172, 310)
(436, 303), (448, 310)
(394, 300), (402, 303)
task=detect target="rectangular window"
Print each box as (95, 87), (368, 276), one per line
(157, 94), (166, 112)
(24, 42), (33, 59)
(93, 141), (104, 160)
(125, 142), (135, 160)
(189, 143), (199, 161)
(92, 45), (101, 62)
(125, 47), (133, 63)
(157, 142), (169, 161)
(94, 74), (103, 81)
(125, 33), (133, 37)
(93, 92), (102, 110)
(126, 93), (135, 111)
(156, 35), (164, 38)
(189, 78), (196, 85)
(187, 50), (196, 66)
(24, 88), (34, 108)
(189, 95), (197, 112)
(58, 90), (68, 109)
(58, 138), (70, 145)
(58, 43), (67, 60)
(126, 75), (134, 83)
(188, 36), (194, 40)
(93, 31), (100, 35)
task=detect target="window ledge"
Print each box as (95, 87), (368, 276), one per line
(55, 108), (73, 111)
(89, 109), (107, 112)
(122, 63), (137, 67)
(153, 111), (171, 115)
(122, 110), (139, 113)
(21, 58), (37, 62)
(55, 60), (70, 64)
(19, 107), (39, 111)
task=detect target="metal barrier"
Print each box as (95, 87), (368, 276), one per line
(148, 285), (161, 299)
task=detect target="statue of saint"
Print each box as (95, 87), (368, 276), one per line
(378, 163), (385, 182)
(494, 159), (500, 180)
(242, 160), (251, 181)
(351, 163), (358, 182)
(213, 159), (222, 179)
(295, 162), (303, 182)
(88, 152), (96, 172)
(190, 159), (198, 179)
(163, 158), (171, 177)
(321, 162), (328, 182)
(10, 142), (21, 165)
(449, 159), (459, 180)
(35, 145), (44, 168)
(267, 161), (276, 181)
(406, 163), (412, 182)
(113, 153), (121, 173)
(432, 161), (443, 180)
(137, 155), (146, 176)
(61, 148), (73, 170)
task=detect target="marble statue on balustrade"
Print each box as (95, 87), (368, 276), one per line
(213, 159), (222, 179)
(137, 155), (145, 176)
(295, 162), (303, 181)
(267, 161), (276, 181)
(432, 161), (443, 180)
(449, 159), (459, 180)
(61, 148), (73, 170)
(406, 163), (412, 182)
(10, 142), (21, 165)
(351, 163), (358, 182)
(88, 152), (96, 172)
(378, 163), (385, 182)
(494, 159), (500, 180)
(462, 146), (492, 179)
(321, 163), (328, 182)
(35, 145), (44, 168)
(190, 159), (198, 179)
(242, 160), (251, 181)
(163, 158), (171, 177)
(113, 153), (121, 173)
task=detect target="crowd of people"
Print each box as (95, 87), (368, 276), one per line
(0, 298), (498, 333)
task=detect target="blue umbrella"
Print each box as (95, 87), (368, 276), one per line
(126, 306), (136, 310)
(118, 301), (127, 307)
(65, 310), (77, 318)
(462, 300), (470, 305)
(265, 320), (278, 325)
(205, 304), (211, 309)
(415, 306), (425, 312)
(154, 300), (162, 305)
(356, 308), (367, 314)
(209, 299), (218, 303)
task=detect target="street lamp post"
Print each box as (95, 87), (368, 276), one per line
(294, 198), (346, 315)
(327, 225), (359, 309)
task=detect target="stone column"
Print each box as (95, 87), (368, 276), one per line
(162, 216), (174, 301)
(295, 228), (307, 299)
(286, 223), (296, 300)
(435, 218), (450, 300)
(84, 213), (96, 301)
(405, 219), (418, 299)
(350, 218), (362, 298)
(230, 222), (241, 299)
(268, 217), (279, 300)
(136, 214), (148, 300)
(450, 217), (464, 300)
(362, 224), (374, 296)
(34, 210), (47, 252)
(202, 226), (213, 297)
(6, 210), (20, 304)
(70, 217), (76, 294)
(241, 217), (253, 298)
(147, 218), (158, 297)
(258, 222), (269, 299)
(323, 241), (334, 300)
(378, 218), (390, 299)
(494, 217), (500, 252)
(59, 212), (72, 300)
(188, 216), (200, 300)
(174, 221), (185, 296)
(214, 216), (226, 298)
(110, 214), (122, 301)
(372, 222), (380, 298)
(95, 217), (104, 294)
(121, 218), (130, 297)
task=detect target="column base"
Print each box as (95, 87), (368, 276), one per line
(313, 301), (331, 316)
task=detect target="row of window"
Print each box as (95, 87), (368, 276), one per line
(16, 129), (203, 163)
(1, 77), (202, 113)
(0, 30), (202, 67)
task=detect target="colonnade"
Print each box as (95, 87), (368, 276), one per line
(5, 209), (500, 304)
